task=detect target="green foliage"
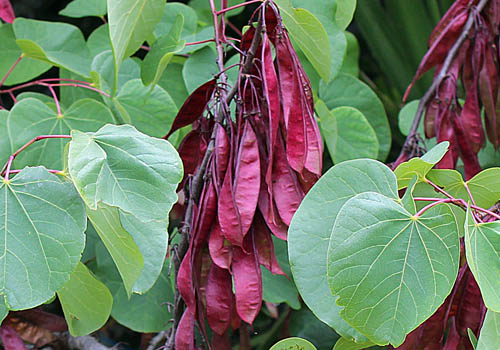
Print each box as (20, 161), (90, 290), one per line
(269, 337), (317, 350)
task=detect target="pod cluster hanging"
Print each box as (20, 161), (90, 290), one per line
(403, 0), (500, 179)
(164, 3), (323, 348)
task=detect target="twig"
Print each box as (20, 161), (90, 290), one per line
(0, 54), (23, 88)
(65, 334), (113, 350)
(147, 330), (168, 350)
(402, 0), (490, 151)
(164, 10), (264, 350)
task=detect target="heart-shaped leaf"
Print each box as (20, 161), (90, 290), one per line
(0, 167), (86, 310)
(288, 159), (397, 343)
(328, 192), (460, 346)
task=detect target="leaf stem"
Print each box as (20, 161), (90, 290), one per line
(0, 79), (110, 98)
(415, 198), (454, 217)
(1, 135), (71, 181)
(414, 197), (500, 222)
(0, 54), (23, 89)
(48, 85), (62, 116)
(216, 0), (262, 15)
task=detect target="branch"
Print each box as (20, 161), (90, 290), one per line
(403, 0), (490, 150)
(164, 10), (264, 350)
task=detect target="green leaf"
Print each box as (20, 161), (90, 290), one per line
(57, 262), (112, 336)
(188, 0), (243, 24)
(336, 0), (357, 30)
(14, 18), (92, 77)
(142, 15), (185, 88)
(59, 69), (101, 107)
(0, 110), (9, 166)
(262, 238), (300, 310)
(319, 73), (391, 161)
(157, 58), (189, 109)
(333, 337), (374, 350)
(340, 31), (360, 77)
(327, 192), (460, 346)
(154, 3), (197, 41)
(0, 167), (86, 310)
(465, 207), (500, 312)
(93, 242), (174, 332)
(0, 24), (51, 86)
(107, 0), (165, 84)
(394, 142), (450, 189)
(182, 46), (218, 93)
(288, 307), (341, 349)
(328, 106), (378, 163)
(87, 24), (111, 57)
(114, 79), (178, 138)
(270, 338), (317, 350)
(86, 204), (144, 296)
(427, 168), (500, 209)
(316, 99), (337, 154)
(7, 98), (114, 170)
(91, 50), (141, 94)
(68, 124), (183, 292)
(468, 328), (478, 349)
(274, 0), (331, 82)
(59, 0), (107, 18)
(477, 309), (500, 350)
(288, 159), (397, 343)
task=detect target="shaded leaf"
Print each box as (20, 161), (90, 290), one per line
(476, 310), (500, 350)
(59, 0), (107, 18)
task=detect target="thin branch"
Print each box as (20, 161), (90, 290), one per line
(216, 0), (262, 15)
(403, 0), (490, 150)
(48, 85), (62, 116)
(164, 9), (265, 350)
(0, 54), (23, 88)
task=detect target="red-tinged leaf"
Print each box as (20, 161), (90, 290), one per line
(232, 241), (262, 324)
(404, 10), (468, 102)
(443, 317), (461, 350)
(165, 79), (216, 138)
(206, 263), (233, 335)
(0, 0), (15, 23)
(257, 189), (288, 240)
(234, 120), (261, 237)
(0, 326), (26, 350)
(177, 247), (196, 314)
(479, 42), (500, 146)
(208, 220), (232, 269)
(215, 126), (230, 188)
(261, 34), (281, 186)
(272, 134), (304, 226)
(175, 310), (195, 350)
(428, 0), (470, 46)
(253, 213), (285, 276)
(218, 162), (243, 246)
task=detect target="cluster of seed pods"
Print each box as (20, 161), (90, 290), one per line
(404, 0), (500, 180)
(396, 0), (500, 348)
(165, 3), (322, 348)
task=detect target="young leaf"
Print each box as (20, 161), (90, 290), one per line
(465, 207), (500, 312)
(270, 338), (317, 350)
(333, 337), (374, 350)
(476, 310), (500, 349)
(57, 262), (112, 336)
(59, 0), (107, 18)
(335, 0), (357, 30)
(328, 192), (460, 346)
(274, 0), (331, 82)
(319, 73), (391, 161)
(288, 159), (397, 343)
(154, 3), (197, 41)
(13, 18), (92, 77)
(394, 141), (450, 189)
(107, 0), (165, 86)
(0, 167), (86, 310)
(0, 24), (51, 86)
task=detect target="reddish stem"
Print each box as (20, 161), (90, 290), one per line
(1, 135), (71, 181)
(0, 54), (23, 88)
(140, 45), (151, 51)
(7, 169), (63, 175)
(216, 0), (262, 15)
(414, 197), (500, 222)
(415, 198), (454, 217)
(0, 79), (110, 99)
(48, 85), (62, 115)
(227, 19), (243, 37)
(185, 38), (215, 46)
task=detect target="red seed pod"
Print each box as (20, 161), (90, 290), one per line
(206, 263), (233, 335)
(0, 0), (15, 24)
